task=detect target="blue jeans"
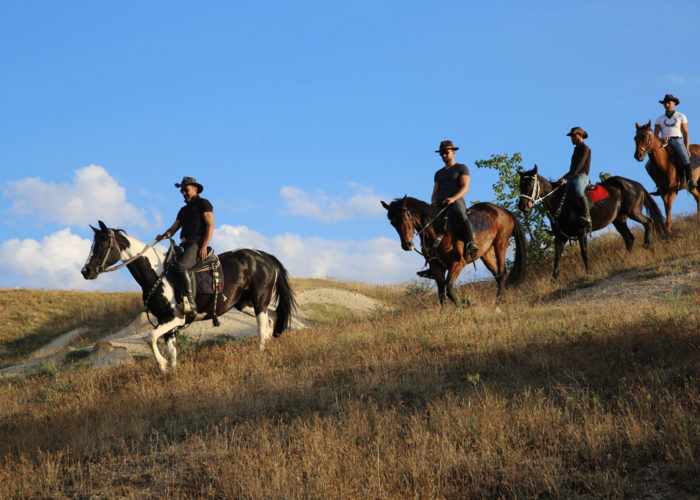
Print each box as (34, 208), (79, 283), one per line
(668, 137), (691, 167)
(567, 173), (589, 198)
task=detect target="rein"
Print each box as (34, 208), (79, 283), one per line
(99, 230), (169, 273)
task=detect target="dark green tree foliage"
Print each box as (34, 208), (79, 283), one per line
(474, 153), (554, 264)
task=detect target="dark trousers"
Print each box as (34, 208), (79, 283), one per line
(445, 198), (476, 246)
(177, 240), (200, 271)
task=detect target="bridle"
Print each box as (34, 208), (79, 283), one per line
(519, 174), (563, 205)
(636, 130), (667, 158)
(93, 229), (169, 274)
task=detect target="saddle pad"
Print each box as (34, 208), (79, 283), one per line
(467, 208), (491, 235)
(691, 152), (700, 170)
(166, 262), (224, 296)
(587, 184), (609, 204)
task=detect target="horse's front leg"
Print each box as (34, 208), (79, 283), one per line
(578, 234), (590, 272)
(146, 318), (186, 373)
(446, 261), (467, 306)
(430, 264), (447, 306)
(552, 236), (566, 280)
(662, 192), (676, 232)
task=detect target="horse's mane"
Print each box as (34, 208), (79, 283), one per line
(388, 196), (441, 219)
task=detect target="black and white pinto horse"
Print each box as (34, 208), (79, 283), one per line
(81, 221), (296, 373)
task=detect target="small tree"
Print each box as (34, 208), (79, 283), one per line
(474, 153), (554, 264)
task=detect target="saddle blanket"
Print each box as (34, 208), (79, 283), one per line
(446, 207), (491, 236)
(166, 262), (224, 296)
(692, 152), (700, 170)
(587, 184), (609, 204)
(468, 208), (491, 235)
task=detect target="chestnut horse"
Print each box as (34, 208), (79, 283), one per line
(633, 121), (700, 231)
(518, 166), (667, 279)
(381, 197), (526, 305)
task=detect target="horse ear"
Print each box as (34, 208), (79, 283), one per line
(635, 122), (640, 129)
(98, 220), (107, 231)
(90, 224), (98, 233)
(533, 164), (538, 174)
(401, 195), (408, 206)
(646, 120), (651, 128)
(380, 201), (390, 210)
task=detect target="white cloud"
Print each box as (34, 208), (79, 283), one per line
(666, 74), (685, 84)
(0, 228), (134, 290)
(4, 165), (149, 229)
(0, 224), (487, 290)
(280, 184), (386, 223)
(214, 224), (419, 283)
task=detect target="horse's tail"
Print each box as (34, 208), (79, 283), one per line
(268, 254), (297, 337)
(505, 209), (527, 287)
(642, 187), (669, 237)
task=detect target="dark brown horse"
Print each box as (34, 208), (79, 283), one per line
(633, 121), (700, 231)
(518, 165), (667, 279)
(381, 197), (526, 305)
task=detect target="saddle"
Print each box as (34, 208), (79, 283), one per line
(166, 246), (223, 295)
(442, 207), (491, 236)
(563, 183), (609, 204)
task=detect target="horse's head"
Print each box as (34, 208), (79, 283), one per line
(81, 221), (128, 279)
(634, 120), (654, 162)
(381, 196), (417, 251)
(518, 164), (540, 213)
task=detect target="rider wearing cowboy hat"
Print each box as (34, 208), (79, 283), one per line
(559, 127), (592, 230)
(654, 94), (695, 189)
(432, 140), (478, 258)
(157, 176), (214, 315)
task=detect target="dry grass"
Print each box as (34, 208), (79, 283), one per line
(0, 217), (699, 498)
(0, 290), (142, 368)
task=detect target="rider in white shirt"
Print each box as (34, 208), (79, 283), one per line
(654, 94), (695, 189)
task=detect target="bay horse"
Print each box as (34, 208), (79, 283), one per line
(633, 121), (700, 231)
(518, 165), (667, 279)
(381, 197), (526, 305)
(81, 221), (296, 373)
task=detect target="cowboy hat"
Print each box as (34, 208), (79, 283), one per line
(659, 94), (680, 105)
(174, 176), (204, 193)
(435, 140), (459, 153)
(566, 127), (588, 139)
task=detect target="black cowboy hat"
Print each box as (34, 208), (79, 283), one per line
(566, 127), (588, 139)
(174, 176), (204, 193)
(659, 94), (680, 105)
(435, 140), (459, 153)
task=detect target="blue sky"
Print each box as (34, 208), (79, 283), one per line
(1, 1), (699, 290)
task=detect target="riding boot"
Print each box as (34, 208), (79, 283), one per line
(178, 270), (198, 315)
(686, 164), (697, 190)
(462, 212), (479, 259)
(579, 196), (592, 231)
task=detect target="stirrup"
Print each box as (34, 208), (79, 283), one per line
(416, 269), (432, 279)
(466, 242), (479, 259)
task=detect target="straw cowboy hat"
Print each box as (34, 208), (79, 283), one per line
(435, 140), (459, 153)
(566, 127), (588, 139)
(174, 176), (204, 193)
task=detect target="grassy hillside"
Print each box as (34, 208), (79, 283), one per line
(0, 217), (698, 498)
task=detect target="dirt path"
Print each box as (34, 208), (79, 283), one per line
(0, 287), (388, 377)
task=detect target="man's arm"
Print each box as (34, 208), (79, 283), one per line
(564, 145), (590, 179)
(681, 122), (690, 153)
(431, 182), (439, 206)
(157, 220), (181, 241)
(654, 123), (662, 139)
(199, 211), (214, 261)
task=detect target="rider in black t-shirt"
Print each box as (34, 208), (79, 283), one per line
(157, 176), (214, 315)
(432, 140), (478, 256)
